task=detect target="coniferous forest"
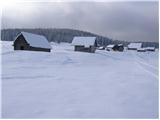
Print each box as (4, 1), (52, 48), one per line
(1, 28), (159, 48)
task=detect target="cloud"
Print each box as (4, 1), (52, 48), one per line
(1, 1), (159, 42)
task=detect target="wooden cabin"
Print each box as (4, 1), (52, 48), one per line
(106, 44), (115, 51)
(145, 47), (156, 52)
(113, 44), (124, 52)
(71, 37), (97, 53)
(137, 48), (146, 52)
(13, 32), (51, 52)
(127, 43), (142, 50)
(106, 44), (124, 52)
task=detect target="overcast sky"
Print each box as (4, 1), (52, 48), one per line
(1, 1), (159, 42)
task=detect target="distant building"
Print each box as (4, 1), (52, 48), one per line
(106, 44), (124, 52)
(13, 32), (51, 52)
(144, 47), (156, 51)
(113, 44), (124, 52)
(137, 48), (146, 52)
(127, 43), (142, 50)
(71, 36), (97, 53)
(106, 44), (115, 51)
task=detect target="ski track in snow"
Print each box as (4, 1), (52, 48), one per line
(1, 41), (159, 118)
(136, 53), (158, 70)
(132, 52), (158, 79)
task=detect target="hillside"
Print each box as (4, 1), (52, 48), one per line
(1, 41), (158, 118)
(1, 28), (113, 46)
(1, 28), (159, 48)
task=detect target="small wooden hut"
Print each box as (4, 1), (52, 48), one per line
(127, 43), (142, 50)
(106, 44), (124, 52)
(13, 32), (51, 52)
(71, 37), (97, 53)
(137, 48), (146, 52)
(145, 47), (155, 52)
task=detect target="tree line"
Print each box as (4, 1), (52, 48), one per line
(1, 28), (159, 48)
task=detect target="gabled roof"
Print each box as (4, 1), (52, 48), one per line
(14, 32), (51, 49)
(98, 46), (105, 49)
(128, 43), (142, 49)
(71, 36), (96, 47)
(118, 44), (123, 46)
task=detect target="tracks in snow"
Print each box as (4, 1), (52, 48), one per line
(97, 51), (158, 79)
(132, 52), (158, 79)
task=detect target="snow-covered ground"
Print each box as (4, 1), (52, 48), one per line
(1, 41), (159, 118)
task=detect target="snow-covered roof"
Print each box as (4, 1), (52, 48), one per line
(71, 37), (96, 47)
(15, 32), (51, 49)
(106, 44), (115, 48)
(98, 46), (105, 49)
(128, 43), (142, 49)
(118, 44), (123, 46)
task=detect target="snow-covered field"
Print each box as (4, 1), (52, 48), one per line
(1, 41), (159, 118)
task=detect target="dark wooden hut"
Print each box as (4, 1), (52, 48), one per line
(106, 44), (124, 52)
(112, 44), (124, 52)
(71, 37), (97, 53)
(145, 47), (155, 52)
(106, 44), (115, 51)
(13, 32), (51, 52)
(137, 48), (146, 52)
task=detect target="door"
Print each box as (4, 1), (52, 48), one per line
(20, 46), (24, 50)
